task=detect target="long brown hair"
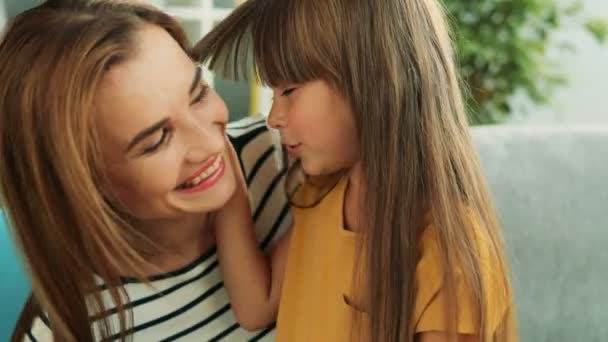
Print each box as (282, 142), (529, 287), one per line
(195, 0), (516, 341)
(0, 1), (190, 341)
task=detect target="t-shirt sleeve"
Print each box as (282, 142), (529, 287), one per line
(413, 227), (511, 334)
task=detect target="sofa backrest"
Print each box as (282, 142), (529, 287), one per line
(473, 125), (608, 341)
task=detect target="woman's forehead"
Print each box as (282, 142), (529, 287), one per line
(93, 25), (195, 146)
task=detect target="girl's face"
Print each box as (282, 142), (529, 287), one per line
(267, 80), (359, 176)
(94, 24), (236, 220)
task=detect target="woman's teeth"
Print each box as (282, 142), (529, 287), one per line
(179, 157), (221, 190)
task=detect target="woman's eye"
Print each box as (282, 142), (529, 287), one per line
(192, 83), (210, 105)
(142, 127), (172, 155)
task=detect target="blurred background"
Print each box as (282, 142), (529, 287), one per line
(2, 0), (606, 124)
(157, 0), (608, 126)
(1, 0), (607, 341)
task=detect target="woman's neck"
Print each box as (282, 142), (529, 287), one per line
(344, 162), (365, 232)
(135, 212), (215, 274)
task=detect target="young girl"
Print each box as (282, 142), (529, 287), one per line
(200, 0), (517, 341)
(1, 1), (289, 341)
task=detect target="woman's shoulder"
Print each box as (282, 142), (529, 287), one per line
(22, 315), (52, 342)
(228, 115), (291, 249)
(227, 115), (272, 154)
(227, 115), (284, 181)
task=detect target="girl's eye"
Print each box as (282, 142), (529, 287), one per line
(142, 127), (172, 155)
(192, 83), (210, 105)
(282, 87), (296, 96)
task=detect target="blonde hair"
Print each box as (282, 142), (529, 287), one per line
(0, 1), (190, 340)
(195, 0), (517, 340)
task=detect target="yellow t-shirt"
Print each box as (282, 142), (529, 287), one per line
(276, 177), (512, 341)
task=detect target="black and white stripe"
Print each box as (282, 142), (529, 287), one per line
(26, 117), (290, 341)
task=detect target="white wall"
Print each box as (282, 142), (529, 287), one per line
(510, 0), (608, 125)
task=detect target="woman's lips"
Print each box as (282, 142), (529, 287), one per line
(175, 154), (225, 192)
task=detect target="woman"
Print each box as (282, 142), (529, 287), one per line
(0, 1), (288, 341)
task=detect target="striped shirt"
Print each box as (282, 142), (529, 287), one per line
(26, 116), (290, 341)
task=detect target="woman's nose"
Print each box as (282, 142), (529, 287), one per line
(185, 93), (228, 163)
(184, 121), (225, 164)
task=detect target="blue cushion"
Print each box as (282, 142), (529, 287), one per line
(1, 8), (38, 339)
(0, 213), (30, 341)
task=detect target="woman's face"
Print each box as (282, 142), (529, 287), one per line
(94, 24), (236, 220)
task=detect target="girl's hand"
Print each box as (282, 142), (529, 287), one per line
(224, 135), (247, 189)
(212, 135), (287, 330)
(215, 136), (248, 231)
(213, 136), (274, 329)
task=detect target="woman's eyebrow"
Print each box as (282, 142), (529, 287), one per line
(126, 118), (170, 152)
(189, 65), (202, 95)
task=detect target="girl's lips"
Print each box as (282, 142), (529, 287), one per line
(285, 143), (301, 158)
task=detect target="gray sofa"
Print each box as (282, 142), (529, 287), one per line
(473, 125), (608, 341)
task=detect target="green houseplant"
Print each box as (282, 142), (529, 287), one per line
(443, 0), (608, 124)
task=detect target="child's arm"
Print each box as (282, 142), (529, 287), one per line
(214, 142), (292, 331)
